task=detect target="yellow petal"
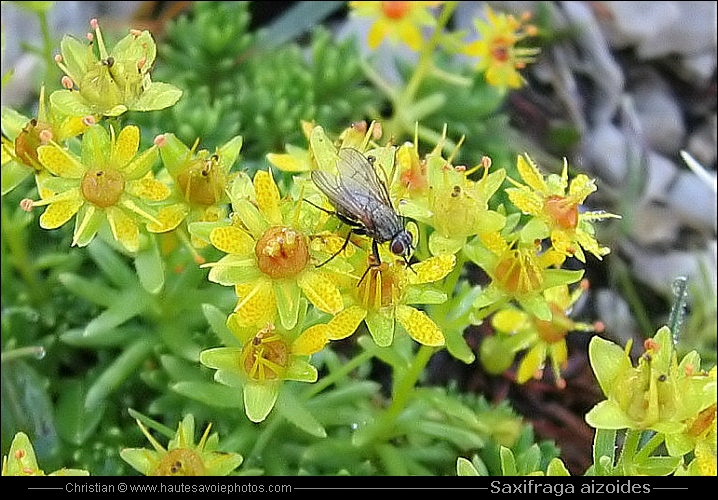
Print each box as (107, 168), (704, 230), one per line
(253, 170), (282, 225)
(266, 153), (307, 173)
(37, 144), (85, 178)
(106, 206), (139, 252)
(39, 198), (83, 229)
(112, 125), (140, 167)
(127, 175), (171, 201)
(395, 304), (444, 346)
(506, 187), (543, 216)
(233, 279), (276, 327)
(411, 253), (456, 284)
(568, 174), (597, 203)
(292, 324), (329, 355)
(516, 154), (547, 193)
(297, 271), (343, 314)
(147, 203), (188, 233)
(516, 344), (546, 383)
(492, 308), (530, 333)
(397, 22), (422, 51)
(210, 225), (255, 255)
(367, 21), (387, 49)
(325, 305), (366, 341)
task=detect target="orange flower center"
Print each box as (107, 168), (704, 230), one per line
(490, 38), (512, 62)
(381, 1), (411, 20)
(544, 195), (578, 229)
(15, 119), (52, 171)
(177, 155), (226, 206)
(81, 167), (125, 208)
(153, 448), (205, 476)
(255, 226), (309, 279)
(494, 249), (542, 296)
(357, 261), (399, 311)
(240, 325), (289, 381)
(535, 305), (570, 343)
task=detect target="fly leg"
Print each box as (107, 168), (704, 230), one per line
(357, 239), (382, 287)
(304, 197), (356, 268)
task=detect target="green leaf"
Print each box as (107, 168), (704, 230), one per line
(134, 234), (165, 293)
(159, 355), (206, 382)
(400, 419), (483, 449)
(365, 310), (395, 347)
(1, 161), (34, 195)
(49, 89), (95, 117)
(546, 457), (571, 476)
(243, 381), (279, 422)
(1, 105), (31, 138)
(58, 272), (117, 307)
(171, 381), (244, 409)
(499, 446), (518, 475)
(429, 232), (464, 256)
(592, 428), (617, 476)
(131, 82), (183, 112)
(585, 400), (633, 430)
(60, 326), (142, 348)
(202, 303), (239, 346)
(357, 333), (407, 369)
(274, 280), (301, 330)
(85, 337), (155, 408)
(588, 336), (629, 396)
(55, 380), (104, 445)
(275, 388), (326, 438)
(87, 239), (137, 286)
(634, 456), (682, 476)
(309, 125), (339, 171)
(456, 457), (480, 476)
(0, 360), (57, 452)
(83, 289), (150, 337)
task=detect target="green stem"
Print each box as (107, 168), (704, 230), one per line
(368, 344), (436, 442)
(633, 432), (665, 463)
(302, 348), (374, 399)
(38, 10), (57, 85)
(382, 1), (459, 140)
(400, 2), (458, 106)
(1, 201), (46, 303)
(617, 429), (642, 474)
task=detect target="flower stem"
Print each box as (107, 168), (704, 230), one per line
(382, 1), (459, 141)
(617, 429), (642, 473)
(365, 344), (436, 443)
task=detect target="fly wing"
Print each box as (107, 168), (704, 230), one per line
(311, 169), (377, 231)
(335, 148), (394, 208)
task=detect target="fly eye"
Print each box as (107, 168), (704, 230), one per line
(390, 231), (413, 256)
(390, 239), (406, 256)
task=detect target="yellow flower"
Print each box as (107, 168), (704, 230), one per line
(463, 5), (539, 90)
(51, 18), (181, 117)
(120, 414), (243, 476)
(1, 86), (94, 195)
(346, 253), (456, 347)
(587, 328), (717, 437)
(349, 1), (444, 50)
(465, 231), (585, 321)
(200, 308), (335, 422)
(394, 138), (506, 255)
(22, 124), (167, 252)
(506, 154), (621, 263)
(486, 281), (602, 387)
(200, 169), (344, 330)
(2, 432), (88, 476)
(149, 133), (243, 247)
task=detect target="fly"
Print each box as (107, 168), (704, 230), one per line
(309, 147), (414, 277)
